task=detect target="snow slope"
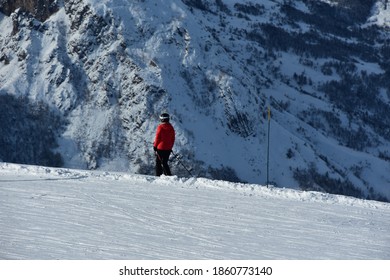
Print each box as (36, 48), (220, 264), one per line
(0, 162), (389, 260)
(367, 0), (390, 27)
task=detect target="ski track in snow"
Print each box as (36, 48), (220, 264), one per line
(0, 163), (389, 260)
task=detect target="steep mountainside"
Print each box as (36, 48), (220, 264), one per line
(0, 0), (389, 201)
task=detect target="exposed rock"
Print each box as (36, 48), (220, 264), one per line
(0, 0), (58, 22)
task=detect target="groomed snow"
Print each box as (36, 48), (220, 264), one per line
(0, 162), (389, 260)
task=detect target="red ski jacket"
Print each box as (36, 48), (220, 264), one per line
(153, 122), (175, 151)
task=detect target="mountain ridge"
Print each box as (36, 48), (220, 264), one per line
(0, 0), (389, 201)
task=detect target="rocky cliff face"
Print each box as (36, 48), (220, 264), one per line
(0, 0), (58, 22)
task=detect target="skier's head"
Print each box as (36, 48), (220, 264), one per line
(159, 113), (170, 123)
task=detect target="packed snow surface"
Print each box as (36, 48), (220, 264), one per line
(0, 163), (389, 260)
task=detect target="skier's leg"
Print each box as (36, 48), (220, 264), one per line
(155, 152), (163, 176)
(161, 150), (172, 176)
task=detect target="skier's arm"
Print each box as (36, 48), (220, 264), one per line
(153, 126), (161, 150)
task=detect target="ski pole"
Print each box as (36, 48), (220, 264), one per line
(171, 150), (193, 177)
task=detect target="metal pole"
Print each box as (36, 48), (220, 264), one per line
(267, 105), (271, 188)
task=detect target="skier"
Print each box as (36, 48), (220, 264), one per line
(153, 113), (175, 176)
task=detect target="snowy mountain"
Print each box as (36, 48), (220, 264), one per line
(1, 162), (389, 259)
(0, 0), (389, 201)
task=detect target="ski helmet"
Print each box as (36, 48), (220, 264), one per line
(159, 113), (170, 122)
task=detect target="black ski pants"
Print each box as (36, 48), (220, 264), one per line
(155, 150), (172, 176)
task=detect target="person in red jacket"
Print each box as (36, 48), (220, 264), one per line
(153, 113), (175, 176)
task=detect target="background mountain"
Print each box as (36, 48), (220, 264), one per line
(0, 0), (389, 201)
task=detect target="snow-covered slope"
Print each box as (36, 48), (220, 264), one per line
(0, 0), (389, 201)
(367, 0), (390, 26)
(0, 162), (389, 259)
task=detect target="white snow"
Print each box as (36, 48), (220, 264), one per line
(0, 162), (389, 260)
(367, 0), (390, 27)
